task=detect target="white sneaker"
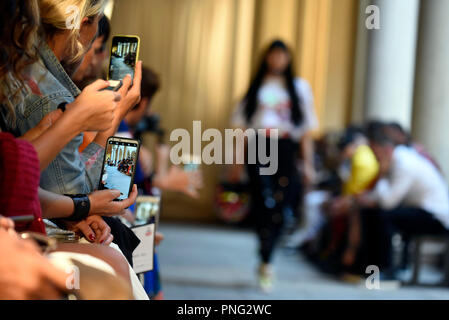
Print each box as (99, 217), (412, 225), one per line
(257, 263), (274, 293)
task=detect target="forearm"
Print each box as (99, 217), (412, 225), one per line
(92, 130), (111, 148)
(375, 178), (410, 210)
(38, 188), (74, 219)
(301, 133), (315, 168)
(152, 174), (166, 190)
(93, 115), (124, 147)
(31, 113), (82, 171)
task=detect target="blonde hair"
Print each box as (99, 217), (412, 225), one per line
(39, 0), (108, 63)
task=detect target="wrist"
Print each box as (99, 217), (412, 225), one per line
(64, 194), (90, 221)
(152, 173), (166, 189)
(87, 193), (98, 216)
(61, 102), (84, 135)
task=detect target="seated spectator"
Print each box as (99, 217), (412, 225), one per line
(296, 126), (379, 275)
(383, 121), (441, 172)
(356, 130), (449, 279)
(317, 126), (379, 271)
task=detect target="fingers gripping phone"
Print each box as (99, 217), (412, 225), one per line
(99, 137), (141, 201)
(106, 35), (140, 91)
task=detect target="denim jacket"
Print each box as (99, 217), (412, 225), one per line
(14, 40), (104, 194)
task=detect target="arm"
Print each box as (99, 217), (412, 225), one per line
(229, 101), (248, 183)
(38, 187), (74, 219)
(38, 185), (138, 219)
(373, 173), (413, 210)
(296, 79), (318, 186)
(22, 110), (82, 171)
(94, 61), (142, 148)
(300, 132), (316, 186)
(370, 153), (413, 210)
(21, 80), (121, 171)
(152, 144), (203, 198)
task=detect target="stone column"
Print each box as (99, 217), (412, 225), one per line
(357, 0), (420, 129)
(412, 0), (449, 178)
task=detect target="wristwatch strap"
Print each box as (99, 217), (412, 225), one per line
(64, 194), (90, 221)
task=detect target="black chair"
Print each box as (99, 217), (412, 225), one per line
(408, 234), (449, 286)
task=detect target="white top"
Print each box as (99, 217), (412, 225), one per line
(372, 145), (449, 229)
(231, 77), (318, 141)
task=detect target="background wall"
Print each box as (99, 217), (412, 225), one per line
(110, 0), (358, 221)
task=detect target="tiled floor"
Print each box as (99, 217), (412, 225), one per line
(157, 222), (449, 299)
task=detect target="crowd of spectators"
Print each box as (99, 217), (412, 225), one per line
(0, 0), (201, 300)
(291, 120), (449, 282)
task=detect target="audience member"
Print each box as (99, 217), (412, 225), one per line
(355, 130), (449, 278)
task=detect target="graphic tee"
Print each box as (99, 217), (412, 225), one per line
(231, 77), (318, 141)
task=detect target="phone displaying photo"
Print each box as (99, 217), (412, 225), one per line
(135, 196), (160, 226)
(99, 137), (141, 201)
(107, 35), (140, 89)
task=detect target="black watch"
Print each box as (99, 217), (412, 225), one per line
(64, 194), (90, 221)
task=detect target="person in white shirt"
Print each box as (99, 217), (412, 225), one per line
(356, 130), (449, 277)
(230, 40), (318, 291)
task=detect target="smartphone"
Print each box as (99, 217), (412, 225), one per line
(134, 196), (160, 226)
(99, 136), (141, 201)
(107, 35), (140, 90)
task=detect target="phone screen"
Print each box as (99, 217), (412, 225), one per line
(108, 36), (139, 83)
(99, 138), (140, 200)
(135, 196), (160, 226)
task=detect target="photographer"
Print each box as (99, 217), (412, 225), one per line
(4, 0), (143, 269)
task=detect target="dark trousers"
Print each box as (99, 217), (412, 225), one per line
(103, 216), (140, 267)
(247, 137), (301, 264)
(360, 207), (447, 270)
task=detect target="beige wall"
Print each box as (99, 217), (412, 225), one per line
(111, 0), (358, 222)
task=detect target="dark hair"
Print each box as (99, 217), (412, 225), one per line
(337, 125), (365, 151)
(364, 120), (386, 140)
(131, 66), (160, 110)
(97, 15), (110, 46)
(386, 121), (411, 146)
(387, 122), (404, 134)
(141, 66), (160, 100)
(243, 39), (303, 125)
(369, 127), (395, 147)
(0, 0), (40, 125)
